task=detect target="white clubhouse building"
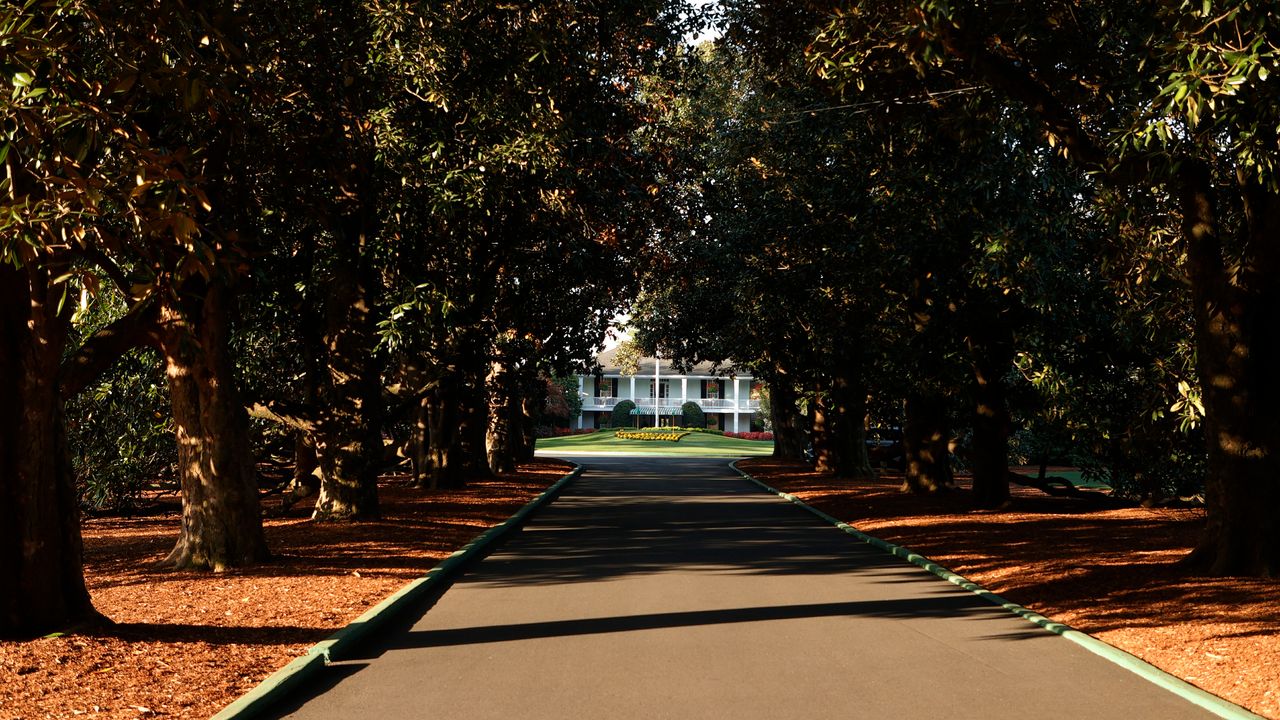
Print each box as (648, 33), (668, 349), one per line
(575, 348), (761, 432)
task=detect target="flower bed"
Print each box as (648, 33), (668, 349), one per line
(614, 429), (691, 442)
(534, 426), (599, 438)
(725, 431), (773, 441)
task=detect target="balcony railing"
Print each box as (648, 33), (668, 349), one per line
(581, 394), (762, 411)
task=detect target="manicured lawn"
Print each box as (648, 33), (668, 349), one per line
(536, 429), (774, 457)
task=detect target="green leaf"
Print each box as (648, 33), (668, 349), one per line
(11, 71), (33, 88)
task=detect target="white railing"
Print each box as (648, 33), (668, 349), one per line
(586, 397), (762, 409)
(581, 393), (762, 412)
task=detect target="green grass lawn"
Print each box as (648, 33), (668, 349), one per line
(535, 429), (775, 457)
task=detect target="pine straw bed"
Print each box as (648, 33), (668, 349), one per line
(0, 460), (574, 719)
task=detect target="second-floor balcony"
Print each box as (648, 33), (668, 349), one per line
(582, 395), (761, 412)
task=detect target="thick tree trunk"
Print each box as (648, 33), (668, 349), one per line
(902, 393), (953, 493)
(967, 316), (1013, 509)
(811, 379), (872, 477)
(485, 360), (517, 475)
(159, 282), (270, 570)
(312, 251), (383, 521)
(770, 379), (808, 460)
(410, 395), (430, 487)
(459, 372), (495, 480)
(289, 432), (322, 500)
(1180, 162), (1280, 576)
(811, 391), (835, 472)
(0, 263), (101, 637)
(424, 380), (466, 490)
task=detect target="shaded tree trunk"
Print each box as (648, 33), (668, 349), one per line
(312, 238), (383, 521)
(289, 432), (322, 501)
(410, 395), (430, 487)
(902, 393), (952, 493)
(967, 316), (1014, 509)
(458, 371), (495, 480)
(1180, 162), (1280, 576)
(158, 281), (270, 571)
(0, 263), (101, 637)
(769, 378), (807, 460)
(424, 378), (467, 490)
(812, 373), (872, 478)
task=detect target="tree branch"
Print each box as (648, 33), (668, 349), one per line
(60, 298), (161, 400)
(245, 399), (315, 433)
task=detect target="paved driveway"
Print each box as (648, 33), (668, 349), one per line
(270, 456), (1221, 719)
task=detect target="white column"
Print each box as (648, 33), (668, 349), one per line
(732, 377), (740, 432)
(629, 376), (636, 400)
(577, 376), (585, 429)
(654, 355), (660, 427)
(681, 378), (688, 405)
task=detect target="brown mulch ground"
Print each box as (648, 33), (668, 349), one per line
(0, 460), (574, 720)
(737, 458), (1280, 719)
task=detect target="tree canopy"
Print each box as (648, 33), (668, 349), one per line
(4, 0), (1280, 638)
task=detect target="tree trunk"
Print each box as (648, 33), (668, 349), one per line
(0, 263), (101, 637)
(770, 378), (808, 460)
(1180, 162), (1280, 576)
(311, 250), (383, 521)
(811, 390), (835, 473)
(459, 371), (495, 480)
(158, 282), (270, 570)
(967, 314), (1013, 509)
(485, 360), (517, 475)
(516, 392), (541, 463)
(289, 431), (322, 501)
(424, 380), (466, 489)
(410, 395), (430, 487)
(812, 375), (873, 477)
(902, 393), (952, 493)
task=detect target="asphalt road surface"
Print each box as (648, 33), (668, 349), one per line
(270, 456), (1223, 720)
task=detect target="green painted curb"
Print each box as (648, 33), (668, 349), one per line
(728, 460), (1262, 720)
(211, 464), (583, 720)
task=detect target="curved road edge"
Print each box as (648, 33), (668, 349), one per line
(728, 459), (1261, 720)
(210, 464), (584, 720)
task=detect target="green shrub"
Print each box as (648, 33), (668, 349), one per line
(66, 349), (176, 513)
(611, 399), (637, 428)
(680, 401), (705, 428)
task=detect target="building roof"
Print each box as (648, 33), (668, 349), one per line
(593, 347), (747, 378)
